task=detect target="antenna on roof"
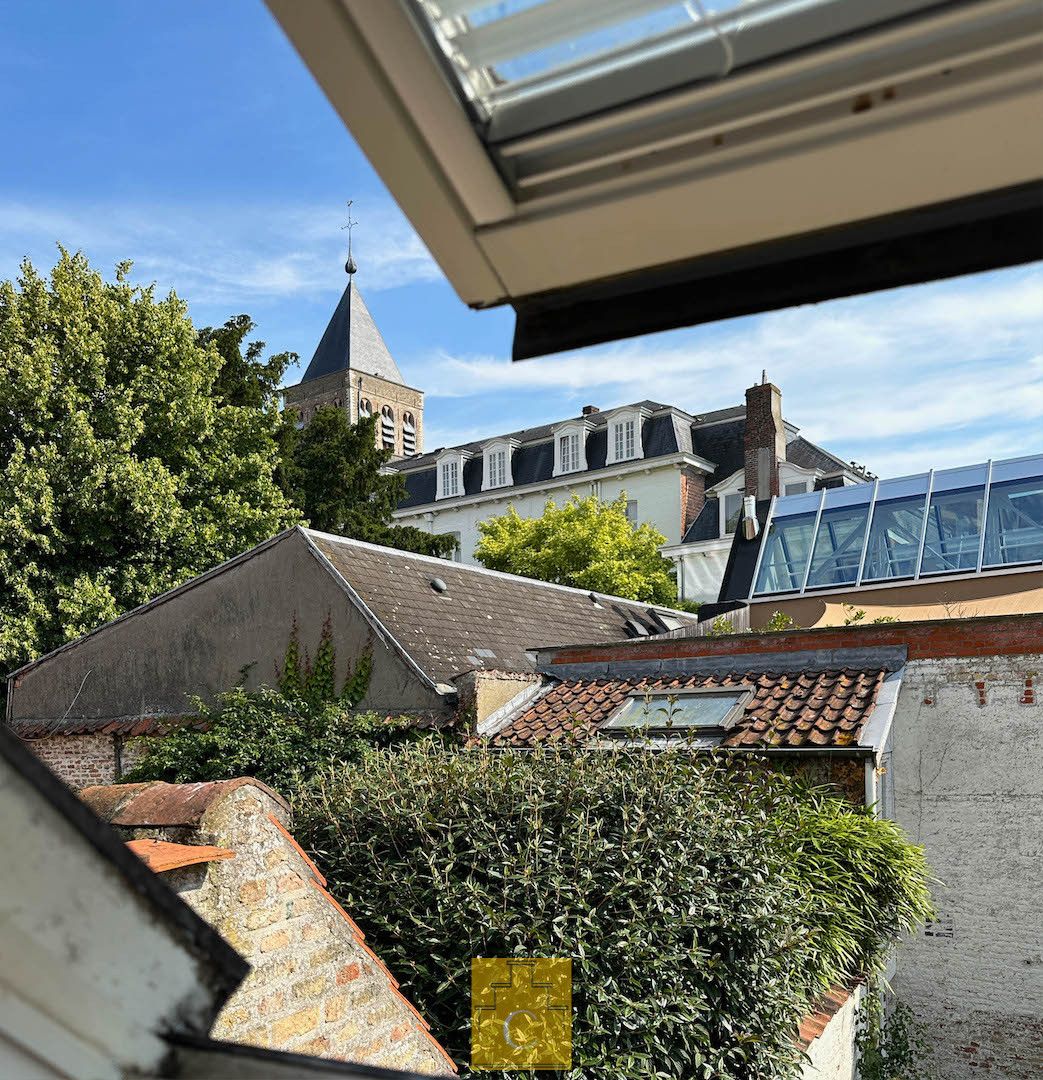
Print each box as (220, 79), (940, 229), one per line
(341, 199), (358, 276)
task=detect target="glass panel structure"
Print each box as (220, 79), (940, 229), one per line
(919, 463), (988, 576)
(806, 501), (869, 589)
(606, 690), (748, 731)
(747, 454), (1043, 597)
(862, 474), (930, 582)
(984, 456), (1043, 567)
(752, 489), (822, 595)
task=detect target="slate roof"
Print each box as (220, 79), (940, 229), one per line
(299, 281), (406, 385)
(486, 667), (886, 749)
(307, 531), (699, 685)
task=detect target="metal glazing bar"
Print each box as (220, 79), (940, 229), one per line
(800, 488), (828, 595)
(855, 479), (880, 587)
(976, 459), (993, 573)
(913, 469), (935, 581)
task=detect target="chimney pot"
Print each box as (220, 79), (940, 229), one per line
(581, 404), (599, 416)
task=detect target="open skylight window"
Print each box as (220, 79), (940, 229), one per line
(267, 0), (1043, 357)
(604, 687), (753, 734)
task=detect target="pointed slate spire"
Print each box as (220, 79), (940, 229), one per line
(299, 279), (405, 385)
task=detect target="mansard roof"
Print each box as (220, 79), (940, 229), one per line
(299, 281), (405, 385)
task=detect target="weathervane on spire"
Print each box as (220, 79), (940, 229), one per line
(341, 199), (358, 276)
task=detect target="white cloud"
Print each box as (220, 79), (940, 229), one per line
(421, 266), (1043, 475)
(0, 197), (443, 303)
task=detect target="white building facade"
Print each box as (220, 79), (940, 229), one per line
(393, 383), (867, 604)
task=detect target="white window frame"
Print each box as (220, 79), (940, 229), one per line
(481, 438), (518, 491)
(721, 491), (745, 537)
(604, 406), (649, 465)
(551, 420), (590, 477)
(436, 450), (472, 501)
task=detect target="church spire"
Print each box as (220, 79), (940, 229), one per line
(342, 199), (358, 277)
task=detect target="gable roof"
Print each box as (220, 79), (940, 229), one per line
(300, 281), (405, 385)
(303, 529), (699, 685)
(486, 667), (888, 750)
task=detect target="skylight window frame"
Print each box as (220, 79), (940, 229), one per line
(603, 686), (754, 735)
(267, 0), (1043, 358)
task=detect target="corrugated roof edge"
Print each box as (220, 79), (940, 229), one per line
(301, 528), (701, 621)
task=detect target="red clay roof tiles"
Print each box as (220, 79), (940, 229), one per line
(488, 668), (885, 749)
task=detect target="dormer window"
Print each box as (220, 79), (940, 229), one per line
(442, 459), (459, 497)
(605, 406), (650, 464)
(436, 449), (472, 500)
(482, 438), (517, 491)
(552, 420), (590, 477)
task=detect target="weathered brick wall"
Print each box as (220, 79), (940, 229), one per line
(679, 466), (706, 537)
(26, 734), (118, 788)
(22, 733), (148, 788)
(890, 654), (1043, 1078)
(454, 669), (541, 732)
(131, 783), (454, 1075)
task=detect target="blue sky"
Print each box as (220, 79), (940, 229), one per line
(1, 0), (1040, 478)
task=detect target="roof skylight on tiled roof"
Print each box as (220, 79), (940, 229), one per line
(751, 453), (1043, 598)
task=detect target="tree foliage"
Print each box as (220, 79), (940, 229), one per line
(122, 688), (426, 790)
(279, 404), (456, 558)
(0, 251), (298, 675)
(475, 493), (676, 603)
(295, 744), (934, 1079)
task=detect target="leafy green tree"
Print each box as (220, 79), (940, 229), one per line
(197, 313), (295, 410)
(279, 404), (456, 558)
(475, 493), (676, 603)
(0, 251), (299, 677)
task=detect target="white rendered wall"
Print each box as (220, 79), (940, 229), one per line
(799, 986), (862, 1080)
(396, 463), (684, 564)
(890, 654), (1043, 1079)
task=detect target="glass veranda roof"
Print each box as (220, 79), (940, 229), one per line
(413, 0), (952, 142)
(752, 453), (1043, 598)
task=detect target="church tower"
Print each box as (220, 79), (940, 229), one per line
(282, 253), (423, 459)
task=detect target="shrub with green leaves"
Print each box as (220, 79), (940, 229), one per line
(294, 744), (933, 1079)
(123, 688), (431, 790)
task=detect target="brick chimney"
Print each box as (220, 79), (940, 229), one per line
(744, 377), (786, 500)
(581, 404), (599, 415)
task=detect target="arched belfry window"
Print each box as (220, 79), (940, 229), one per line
(358, 397), (372, 418)
(381, 405), (395, 450)
(403, 412), (417, 455)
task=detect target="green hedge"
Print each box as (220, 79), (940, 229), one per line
(294, 743), (933, 1079)
(123, 687), (434, 788)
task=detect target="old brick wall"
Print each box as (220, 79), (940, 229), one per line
(26, 734), (118, 788)
(679, 466), (706, 536)
(23, 733), (149, 789)
(127, 784), (455, 1075)
(890, 654), (1043, 1079)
